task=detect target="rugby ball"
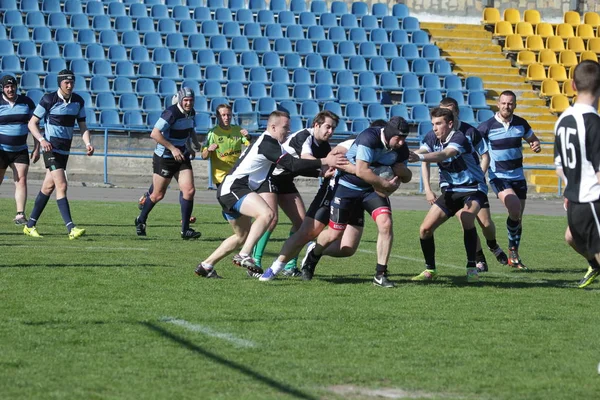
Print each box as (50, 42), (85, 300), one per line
(371, 165), (395, 180)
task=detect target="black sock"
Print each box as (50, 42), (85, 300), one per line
(476, 249), (487, 263)
(588, 258), (600, 270)
(507, 217), (521, 249)
(57, 197), (75, 233)
(27, 191), (50, 228)
(420, 236), (436, 269)
(464, 227), (478, 268)
(180, 197), (193, 232)
(486, 239), (498, 250)
(138, 197), (156, 223)
(376, 263), (387, 275)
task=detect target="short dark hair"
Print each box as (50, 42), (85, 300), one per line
(370, 119), (387, 127)
(312, 110), (339, 128)
(216, 103), (232, 114)
(430, 107), (455, 123)
(499, 90), (516, 101)
(267, 110), (290, 125)
(573, 60), (600, 95)
(439, 97), (459, 113)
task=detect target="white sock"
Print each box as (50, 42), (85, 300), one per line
(202, 262), (213, 271)
(271, 260), (286, 275)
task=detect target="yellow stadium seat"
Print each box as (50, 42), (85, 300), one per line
(538, 48), (558, 66)
(548, 64), (568, 82)
(515, 22), (534, 37)
(562, 79), (577, 97)
(524, 10), (541, 26)
(526, 63), (547, 83)
(504, 34), (525, 53)
(536, 22), (555, 38)
(516, 50), (537, 68)
(564, 10), (581, 26)
(569, 65), (574, 79)
(559, 50), (579, 68)
(493, 21), (514, 38)
(525, 35), (545, 51)
(503, 8), (521, 24)
(540, 78), (561, 98)
(549, 94), (570, 114)
(576, 24), (595, 39)
(556, 23), (575, 38)
(584, 12), (600, 27)
(567, 37), (586, 52)
(580, 50), (598, 62)
(482, 7), (501, 25)
(587, 37), (600, 53)
(545, 36), (565, 52)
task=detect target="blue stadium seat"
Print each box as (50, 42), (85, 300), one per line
(422, 74), (442, 91)
(443, 75), (464, 92)
(92, 15), (111, 31)
(203, 80), (223, 98)
(287, 116), (302, 132)
(209, 97), (228, 112)
(69, 58), (91, 77)
(319, 13), (338, 29)
(100, 30), (119, 46)
(410, 105), (430, 124)
(467, 92), (490, 109)
(158, 19), (177, 35)
(328, 26), (347, 43)
(380, 43), (399, 59)
(32, 27), (51, 44)
(197, 49), (216, 67)
(358, 87), (379, 105)
(43, 73), (57, 90)
(337, 41), (356, 58)
(307, 26), (326, 42)
(121, 31), (141, 48)
(204, 65), (225, 84)
(227, 66), (247, 84)
(358, 71), (378, 89)
(421, 44), (441, 61)
(282, 53), (301, 69)
(76, 29), (96, 45)
(23, 56), (44, 74)
(389, 104), (409, 120)
(458, 105), (476, 124)
(269, 0), (286, 11)
(292, 68), (311, 86)
(182, 64), (203, 81)
(424, 89), (443, 106)
(400, 43), (420, 61)
(231, 36), (250, 53)
(433, 60), (453, 76)
(418, 121), (433, 138)
(257, 10), (275, 26)
(26, 89), (44, 104)
(144, 32), (163, 49)
(214, 8), (233, 23)
(222, 21), (241, 38)
(175, 48), (194, 65)
(158, 79), (177, 97)
(23, 11), (42, 28)
(187, 0), (204, 7)
(141, 95), (162, 111)
(193, 95), (208, 113)
(402, 88), (422, 107)
(46, 57), (66, 73)
(316, 40), (335, 57)
(181, 81), (201, 96)
(372, 2), (389, 16)
(130, 47), (150, 63)
(293, 85), (313, 101)
(348, 56), (367, 73)
(369, 56), (389, 74)
(206, 0), (224, 11)
(367, 104), (387, 120)
(146, 111), (162, 128)
(193, 6), (210, 22)
(10, 25), (29, 42)
(96, 92), (116, 111)
(123, 110), (145, 129)
(323, 102), (343, 118)
(336, 86), (356, 104)
(16, 41), (37, 58)
(361, 15), (379, 32)
(391, 29), (410, 45)
(379, 71), (399, 90)
(249, 67), (268, 84)
(271, 84), (291, 101)
(161, 63), (181, 80)
(411, 58), (431, 75)
(351, 118), (370, 133)
(359, 42), (377, 58)
(295, 39), (313, 56)
(99, 110), (121, 129)
(41, 0), (60, 14)
(290, 0), (307, 14)
(20, 0), (39, 12)
(382, 16), (401, 32)
(217, 50), (238, 67)
(70, 14), (90, 30)
(248, 82), (268, 100)
(286, 25), (305, 41)
(113, 76), (134, 94)
(315, 84), (335, 102)
(85, 43), (105, 61)
(446, 90), (465, 106)
(370, 29), (389, 45)
(352, 1), (369, 16)
(241, 51), (260, 68)
(400, 73), (420, 90)
(310, 0), (327, 15)
(63, 43), (83, 61)
(92, 60), (113, 77)
(90, 76), (112, 94)
(393, 4), (410, 19)
(136, 78), (157, 96)
(332, 71), (353, 89)
(349, 27), (368, 43)
(188, 34), (206, 51)
(108, 2), (126, 17)
(243, 23), (263, 39)
(233, 98), (253, 115)
(271, 68), (290, 86)
(276, 100), (296, 117)
(152, 48), (172, 64)
(264, 24), (283, 40)
(274, 38), (294, 54)
(86, 1), (105, 16)
(330, 0), (348, 16)
(299, 11), (317, 28)
(465, 76), (485, 93)
(172, 5), (191, 21)
(314, 70), (334, 86)
(129, 3), (148, 18)
(300, 100), (319, 117)
(252, 37), (272, 54)
(40, 42), (60, 59)
(180, 19), (198, 35)
(477, 109), (494, 123)
(411, 30), (430, 46)
(226, 81), (246, 99)
(277, 10), (296, 27)
(304, 53), (323, 71)
(257, 97), (276, 116)
(194, 112), (212, 132)
(150, 4), (169, 19)
(1, 55), (21, 74)
(227, 0), (245, 12)
(402, 16), (420, 32)
(200, 20), (219, 37)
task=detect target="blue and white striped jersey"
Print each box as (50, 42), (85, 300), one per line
(153, 105), (196, 158)
(0, 94), (35, 152)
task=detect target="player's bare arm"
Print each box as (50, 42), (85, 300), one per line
(150, 127), (183, 162)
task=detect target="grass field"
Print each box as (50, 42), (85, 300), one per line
(0, 197), (598, 400)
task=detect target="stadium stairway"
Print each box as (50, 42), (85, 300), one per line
(421, 22), (560, 194)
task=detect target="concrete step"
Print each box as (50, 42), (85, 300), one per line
(441, 49), (501, 57)
(425, 28), (492, 39)
(516, 114), (557, 122)
(530, 175), (559, 185)
(534, 185), (560, 193)
(469, 74), (527, 83)
(420, 22), (487, 31)
(523, 154), (555, 164)
(436, 41), (502, 52)
(446, 57), (512, 67)
(455, 65), (521, 75)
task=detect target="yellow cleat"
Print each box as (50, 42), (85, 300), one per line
(23, 226), (42, 238)
(411, 269), (438, 281)
(578, 267), (599, 289)
(68, 227), (86, 240)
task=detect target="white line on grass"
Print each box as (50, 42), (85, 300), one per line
(358, 249), (550, 283)
(10, 245), (149, 251)
(160, 317), (256, 348)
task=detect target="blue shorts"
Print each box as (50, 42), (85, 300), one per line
(222, 194), (247, 221)
(490, 178), (527, 200)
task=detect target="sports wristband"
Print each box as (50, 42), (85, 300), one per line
(418, 154), (425, 161)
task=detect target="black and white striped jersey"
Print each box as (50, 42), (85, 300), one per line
(272, 128), (332, 178)
(219, 131), (322, 196)
(554, 103), (600, 203)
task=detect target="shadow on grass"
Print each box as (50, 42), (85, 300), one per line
(317, 274), (373, 285)
(140, 322), (318, 400)
(1, 263), (166, 268)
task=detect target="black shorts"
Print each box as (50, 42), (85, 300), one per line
(255, 177), (277, 194)
(441, 186), (489, 209)
(217, 179), (253, 214)
(567, 201), (600, 255)
(152, 154), (192, 179)
(306, 183), (364, 227)
(271, 175), (298, 194)
(43, 151), (69, 171)
(329, 185), (385, 230)
(490, 178), (528, 200)
(0, 149), (29, 169)
(435, 190), (489, 217)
